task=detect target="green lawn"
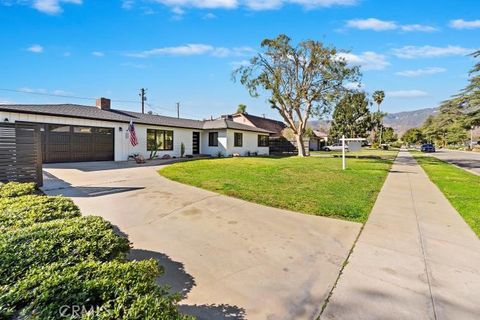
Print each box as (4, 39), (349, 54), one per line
(414, 154), (480, 237)
(159, 150), (397, 223)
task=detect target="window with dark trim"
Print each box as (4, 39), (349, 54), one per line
(208, 132), (218, 147)
(258, 135), (269, 147)
(234, 132), (243, 147)
(147, 129), (174, 151)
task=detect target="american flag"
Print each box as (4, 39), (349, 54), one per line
(128, 121), (138, 146)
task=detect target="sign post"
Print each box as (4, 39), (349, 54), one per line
(340, 137), (367, 170)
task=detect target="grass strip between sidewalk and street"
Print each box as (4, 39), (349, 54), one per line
(414, 154), (480, 237)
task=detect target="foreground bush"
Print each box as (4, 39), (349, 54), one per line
(0, 216), (130, 286)
(0, 182), (36, 198)
(0, 260), (192, 320)
(0, 195), (80, 231)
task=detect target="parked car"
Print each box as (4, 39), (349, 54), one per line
(421, 143), (436, 152)
(322, 143), (349, 152)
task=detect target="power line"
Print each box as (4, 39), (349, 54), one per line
(0, 88), (138, 103)
(0, 87), (205, 120)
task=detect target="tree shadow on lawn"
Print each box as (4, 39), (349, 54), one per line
(129, 249), (246, 320)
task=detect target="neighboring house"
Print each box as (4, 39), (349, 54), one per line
(0, 98), (271, 163)
(309, 130), (328, 151)
(230, 113), (287, 138)
(229, 113), (310, 154)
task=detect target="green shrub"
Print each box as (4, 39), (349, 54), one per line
(0, 216), (130, 286)
(0, 260), (192, 320)
(0, 195), (80, 231)
(390, 141), (403, 149)
(0, 182), (36, 198)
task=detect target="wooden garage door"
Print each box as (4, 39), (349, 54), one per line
(44, 124), (114, 163)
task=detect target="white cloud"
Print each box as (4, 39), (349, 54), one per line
(449, 19), (480, 30)
(92, 51), (105, 57)
(346, 18), (396, 31)
(202, 12), (217, 19)
(27, 44), (43, 53)
(171, 6), (185, 14)
(52, 89), (72, 95)
(346, 18), (437, 32)
(153, 0), (237, 9)
(18, 88), (73, 96)
(0, 98), (15, 105)
(337, 51), (390, 71)
(19, 87), (48, 94)
(400, 24), (438, 32)
(126, 44), (254, 58)
(392, 45), (473, 59)
(122, 0), (134, 9)
(32, 0), (82, 14)
(386, 90), (428, 98)
(150, 0), (358, 11)
(395, 67), (446, 77)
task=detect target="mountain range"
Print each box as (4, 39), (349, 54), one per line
(308, 107), (439, 136)
(383, 107), (439, 135)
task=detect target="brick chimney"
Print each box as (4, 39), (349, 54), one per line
(96, 97), (111, 110)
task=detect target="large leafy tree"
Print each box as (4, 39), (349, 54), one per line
(329, 91), (373, 139)
(422, 101), (469, 146)
(382, 127), (397, 143)
(460, 50), (480, 108)
(402, 128), (425, 145)
(234, 34), (360, 156)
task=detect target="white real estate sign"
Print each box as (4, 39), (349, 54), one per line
(341, 136), (366, 170)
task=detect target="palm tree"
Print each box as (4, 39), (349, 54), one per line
(372, 90), (385, 145)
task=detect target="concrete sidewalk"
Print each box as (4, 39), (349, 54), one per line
(322, 150), (480, 320)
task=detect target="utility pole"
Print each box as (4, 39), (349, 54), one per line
(176, 102), (180, 118)
(139, 88), (147, 114)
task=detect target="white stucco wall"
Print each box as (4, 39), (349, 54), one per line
(226, 130), (269, 156)
(201, 129), (228, 156)
(0, 111), (270, 161)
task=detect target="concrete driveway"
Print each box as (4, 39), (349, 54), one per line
(429, 149), (480, 175)
(42, 161), (361, 320)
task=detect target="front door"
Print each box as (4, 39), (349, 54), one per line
(192, 132), (200, 155)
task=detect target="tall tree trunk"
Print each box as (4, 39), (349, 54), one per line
(295, 134), (306, 157)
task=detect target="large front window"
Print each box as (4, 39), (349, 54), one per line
(234, 132), (243, 147)
(147, 129), (174, 151)
(258, 135), (269, 147)
(208, 132), (218, 147)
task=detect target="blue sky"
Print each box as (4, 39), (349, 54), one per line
(0, 0), (478, 120)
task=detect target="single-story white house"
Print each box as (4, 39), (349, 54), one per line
(0, 98), (271, 163)
(309, 130), (329, 151)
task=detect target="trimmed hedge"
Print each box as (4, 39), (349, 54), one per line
(0, 216), (131, 286)
(0, 195), (81, 231)
(0, 182), (36, 198)
(0, 260), (192, 320)
(0, 183), (191, 319)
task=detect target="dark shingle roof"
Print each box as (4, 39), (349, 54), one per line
(237, 113), (287, 136)
(0, 104), (272, 133)
(202, 118), (272, 133)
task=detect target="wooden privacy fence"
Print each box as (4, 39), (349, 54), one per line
(0, 123), (43, 187)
